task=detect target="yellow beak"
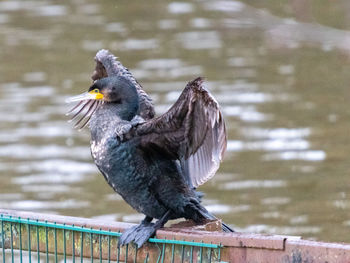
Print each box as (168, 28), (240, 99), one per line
(66, 91), (104, 103)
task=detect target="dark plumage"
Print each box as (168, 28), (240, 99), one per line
(92, 49), (155, 120)
(67, 50), (233, 248)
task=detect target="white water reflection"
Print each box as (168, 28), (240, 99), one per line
(138, 59), (183, 69)
(216, 92), (292, 104)
(12, 160), (96, 174)
(204, 1), (244, 13)
(0, 193), (24, 200)
(91, 213), (120, 221)
(13, 173), (88, 184)
(223, 106), (272, 122)
(290, 215), (308, 225)
(21, 184), (73, 193)
(33, 5), (67, 17)
(111, 38), (159, 50)
(220, 180), (287, 190)
(105, 22), (127, 34)
(190, 18), (212, 29)
(176, 31), (222, 49)
(23, 72), (47, 82)
(206, 204), (250, 214)
(241, 128), (311, 139)
(134, 64), (202, 80)
(227, 139), (309, 152)
(158, 19), (178, 30)
(0, 200), (90, 210)
(0, 144), (90, 159)
(263, 150), (326, 162)
(122, 213), (145, 223)
(261, 197), (291, 205)
(168, 2), (194, 14)
(226, 124), (325, 162)
(242, 224), (321, 235)
(0, 126), (76, 140)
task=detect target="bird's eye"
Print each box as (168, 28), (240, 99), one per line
(93, 89), (99, 93)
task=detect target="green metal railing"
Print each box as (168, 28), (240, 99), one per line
(0, 214), (224, 263)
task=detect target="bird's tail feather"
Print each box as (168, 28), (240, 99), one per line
(195, 204), (234, 233)
(221, 222), (234, 232)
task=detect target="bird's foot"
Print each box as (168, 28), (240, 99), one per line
(130, 115), (145, 126)
(115, 121), (132, 142)
(119, 222), (159, 248)
(114, 116), (145, 143)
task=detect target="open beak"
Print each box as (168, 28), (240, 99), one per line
(66, 90), (104, 130)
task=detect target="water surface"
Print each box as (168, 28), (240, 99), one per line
(1, 0), (350, 243)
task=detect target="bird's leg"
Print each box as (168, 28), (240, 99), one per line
(119, 211), (172, 248)
(141, 215), (153, 225)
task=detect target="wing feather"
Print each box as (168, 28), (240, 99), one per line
(135, 77), (227, 188)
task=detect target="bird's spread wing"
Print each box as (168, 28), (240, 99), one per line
(134, 77), (227, 188)
(92, 49), (155, 120)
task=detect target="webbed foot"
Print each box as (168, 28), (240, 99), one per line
(118, 211), (171, 248)
(119, 223), (158, 248)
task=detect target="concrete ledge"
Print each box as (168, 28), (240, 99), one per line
(1, 209), (350, 262)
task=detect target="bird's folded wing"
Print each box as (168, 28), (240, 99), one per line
(93, 49), (155, 120)
(134, 77), (227, 188)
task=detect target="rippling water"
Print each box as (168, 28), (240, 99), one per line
(1, 0), (350, 243)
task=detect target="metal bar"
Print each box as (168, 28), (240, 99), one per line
(160, 243), (165, 263)
(64, 228), (67, 263)
(108, 232), (110, 263)
(208, 243), (212, 263)
(171, 243), (175, 263)
(72, 227), (75, 263)
(1, 220), (5, 263)
(19, 222), (22, 263)
(54, 226), (58, 263)
(190, 244), (193, 263)
(90, 231), (93, 263)
(218, 243), (221, 262)
(45, 225), (48, 263)
(28, 224), (31, 263)
(36, 225), (40, 263)
(116, 238), (120, 263)
(81, 230), (84, 263)
(10, 222), (14, 263)
(99, 231), (102, 263)
(180, 243), (185, 263)
(156, 244), (161, 263)
(133, 244), (137, 263)
(124, 244), (128, 263)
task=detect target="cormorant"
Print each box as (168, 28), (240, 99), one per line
(67, 50), (233, 248)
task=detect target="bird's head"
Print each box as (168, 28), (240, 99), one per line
(66, 76), (139, 130)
